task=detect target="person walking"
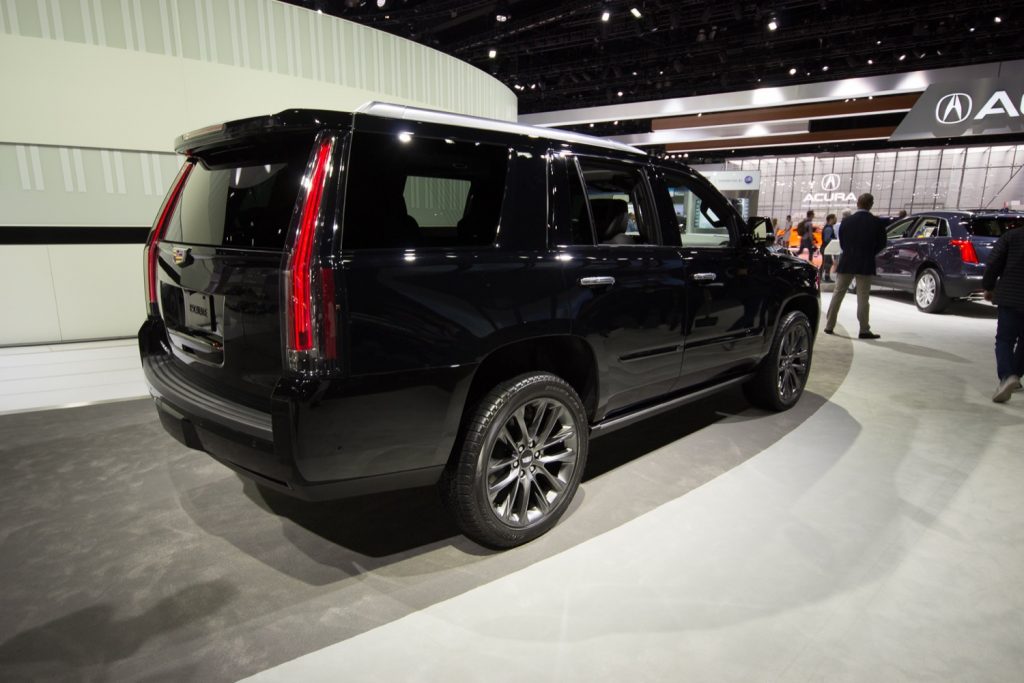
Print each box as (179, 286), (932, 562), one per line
(823, 193), (887, 339)
(982, 225), (1024, 402)
(795, 210), (816, 260)
(819, 213), (837, 283)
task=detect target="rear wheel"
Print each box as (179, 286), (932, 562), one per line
(915, 268), (948, 313)
(744, 311), (813, 411)
(442, 373), (588, 549)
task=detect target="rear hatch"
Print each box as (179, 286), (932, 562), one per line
(151, 131), (317, 412)
(966, 214), (1024, 263)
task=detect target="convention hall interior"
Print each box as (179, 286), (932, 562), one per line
(2, 0), (1024, 680)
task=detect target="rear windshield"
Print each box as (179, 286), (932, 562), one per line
(968, 216), (1024, 238)
(164, 139), (312, 249)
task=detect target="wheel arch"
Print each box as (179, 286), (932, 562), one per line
(463, 335), (600, 428)
(777, 293), (820, 337)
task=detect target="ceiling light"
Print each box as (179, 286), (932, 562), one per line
(530, 83), (536, 89)
(589, 123), (594, 128)
(601, 10), (610, 22)
(613, 120), (619, 125)
(898, 53), (906, 61)
(876, 40), (882, 45)
(630, 7), (642, 18)
(488, 49), (497, 58)
(684, 153), (689, 158)
(398, 132), (412, 143)
(767, 19), (778, 31)
(994, 16), (1002, 23)
(617, 91), (623, 97)
(867, 59), (874, 65)
(496, 13), (508, 22)
(376, 0), (386, 7)
(969, 27), (976, 32)
(822, 65), (829, 71)
(788, 67), (796, 75)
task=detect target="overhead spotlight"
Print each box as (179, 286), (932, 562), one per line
(969, 27), (976, 32)
(601, 10), (610, 22)
(788, 67), (797, 75)
(768, 19), (778, 31)
(898, 53), (906, 61)
(867, 59), (874, 65)
(995, 16), (1002, 23)
(876, 40), (882, 45)
(530, 83), (536, 89)
(684, 153), (689, 158)
(630, 7), (642, 18)
(488, 49), (497, 58)
(589, 123), (594, 128)
(496, 13), (508, 22)
(822, 65), (829, 71)
(376, 0), (386, 7)
(613, 120), (619, 125)
(617, 90), (623, 97)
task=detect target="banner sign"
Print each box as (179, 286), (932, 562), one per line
(890, 75), (1024, 141)
(701, 170), (760, 191)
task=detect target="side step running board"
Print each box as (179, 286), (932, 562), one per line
(590, 373), (754, 438)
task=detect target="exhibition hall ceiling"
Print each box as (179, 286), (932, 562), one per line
(288, 0), (1024, 114)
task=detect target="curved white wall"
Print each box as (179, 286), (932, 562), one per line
(0, 0), (517, 345)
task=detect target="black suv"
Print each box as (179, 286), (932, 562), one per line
(872, 210), (1024, 312)
(139, 103), (819, 548)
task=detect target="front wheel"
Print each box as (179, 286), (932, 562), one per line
(915, 268), (948, 313)
(744, 311), (813, 411)
(442, 373), (588, 549)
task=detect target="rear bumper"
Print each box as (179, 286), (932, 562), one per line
(139, 320), (470, 500)
(944, 273), (984, 299)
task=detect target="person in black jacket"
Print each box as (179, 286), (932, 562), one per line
(982, 225), (1024, 402)
(823, 193), (888, 339)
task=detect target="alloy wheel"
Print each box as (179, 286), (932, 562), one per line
(916, 272), (937, 308)
(776, 324), (810, 403)
(485, 398), (579, 527)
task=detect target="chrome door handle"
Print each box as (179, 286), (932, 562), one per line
(579, 276), (616, 287)
(691, 272), (717, 281)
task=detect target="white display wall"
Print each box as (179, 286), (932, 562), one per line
(0, 0), (517, 345)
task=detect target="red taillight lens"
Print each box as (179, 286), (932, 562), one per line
(145, 162), (194, 310)
(286, 137), (334, 355)
(951, 239), (978, 264)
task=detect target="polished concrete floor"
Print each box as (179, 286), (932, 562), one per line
(1, 290), (1021, 682)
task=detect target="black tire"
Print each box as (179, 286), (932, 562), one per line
(743, 310), (813, 411)
(441, 373), (588, 549)
(915, 267), (948, 313)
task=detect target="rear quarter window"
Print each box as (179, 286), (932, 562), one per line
(342, 131), (509, 250)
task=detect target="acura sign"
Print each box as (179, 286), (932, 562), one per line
(803, 175), (855, 205)
(891, 75), (1024, 140)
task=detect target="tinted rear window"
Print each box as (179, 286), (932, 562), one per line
(164, 139), (312, 249)
(968, 216), (1024, 237)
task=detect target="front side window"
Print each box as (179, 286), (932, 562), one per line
(343, 131), (509, 249)
(662, 172), (735, 248)
(886, 217), (916, 239)
(567, 157), (656, 246)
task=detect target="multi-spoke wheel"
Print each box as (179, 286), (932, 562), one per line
(744, 310), (813, 411)
(442, 373), (588, 549)
(915, 268), (948, 313)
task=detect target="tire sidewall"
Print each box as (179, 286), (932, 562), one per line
(467, 374), (588, 545)
(770, 311), (812, 410)
(915, 268), (945, 313)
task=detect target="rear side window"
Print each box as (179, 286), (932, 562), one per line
(661, 172), (735, 248)
(969, 216), (1024, 237)
(165, 140), (311, 249)
(343, 131), (509, 249)
(565, 157), (656, 246)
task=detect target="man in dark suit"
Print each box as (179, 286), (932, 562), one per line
(983, 224), (1024, 402)
(823, 193), (888, 339)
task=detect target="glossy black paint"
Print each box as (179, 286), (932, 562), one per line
(141, 108), (819, 501)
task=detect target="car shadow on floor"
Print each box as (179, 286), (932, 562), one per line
(868, 289), (997, 318)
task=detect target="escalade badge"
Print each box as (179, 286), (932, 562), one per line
(172, 247), (192, 266)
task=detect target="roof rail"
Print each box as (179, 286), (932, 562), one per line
(356, 101), (645, 156)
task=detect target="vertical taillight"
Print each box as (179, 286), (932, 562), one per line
(285, 136), (335, 372)
(145, 161), (195, 314)
(950, 238), (979, 264)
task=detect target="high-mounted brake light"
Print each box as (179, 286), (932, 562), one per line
(145, 161), (194, 313)
(285, 137), (335, 367)
(950, 238), (978, 264)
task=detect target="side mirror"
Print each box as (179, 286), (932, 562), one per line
(747, 216), (774, 247)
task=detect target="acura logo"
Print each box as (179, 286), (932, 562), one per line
(820, 174), (841, 191)
(935, 93), (973, 125)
